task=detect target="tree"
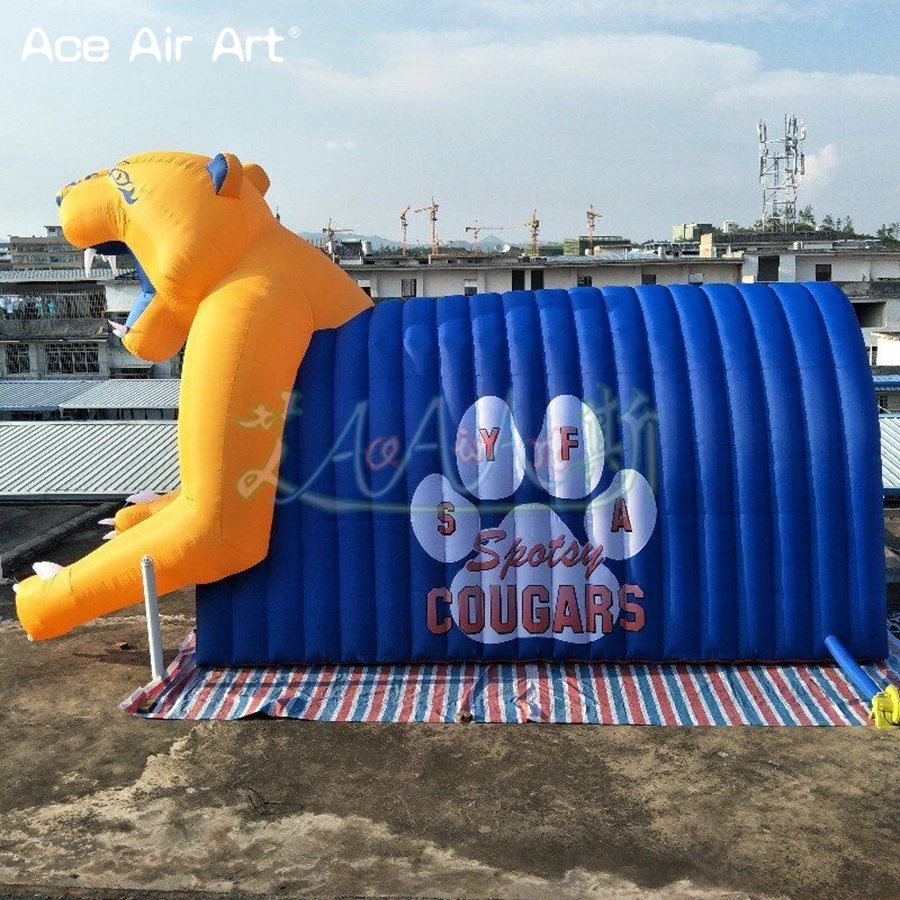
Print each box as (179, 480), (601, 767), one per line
(843, 216), (855, 235)
(877, 222), (900, 244)
(821, 214), (836, 231)
(798, 205), (817, 227)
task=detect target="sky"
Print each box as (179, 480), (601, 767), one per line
(1, 0), (899, 243)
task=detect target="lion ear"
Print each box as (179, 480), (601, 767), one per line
(243, 163), (270, 197)
(205, 152), (243, 197)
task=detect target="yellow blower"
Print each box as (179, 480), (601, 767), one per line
(15, 150), (372, 639)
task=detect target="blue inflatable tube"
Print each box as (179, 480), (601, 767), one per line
(195, 284), (887, 666)
(824, 634), (881, 701)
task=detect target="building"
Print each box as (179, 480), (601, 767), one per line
(739, 244), (900, 362)
(9, 225), (136, 272)
(10, 225), (86, 271)
(339, 252), (742, 299)
(561, 235), (631, 256)
(873, 372), (900, 413)
(0, 268), (180, 380)
(672, 222), (714, 242)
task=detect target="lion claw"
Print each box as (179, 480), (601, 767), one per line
(33, 561), (64, 580)
(125, 490), (161, 505)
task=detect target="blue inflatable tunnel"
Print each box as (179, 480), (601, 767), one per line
(196, 283), (886, 665)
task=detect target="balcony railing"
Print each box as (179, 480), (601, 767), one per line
(0, 290), (106, 320)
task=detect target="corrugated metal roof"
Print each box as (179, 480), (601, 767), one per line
(873, 374), (900, 392)
(60, 379), (181, 410)
(0, 421), (179, 499)
(881, 415), (900, 495)
(0, 380), (95, 412)
(0, 268), (135, 283)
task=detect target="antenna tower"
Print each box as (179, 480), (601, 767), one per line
(758, 114), (806, 231)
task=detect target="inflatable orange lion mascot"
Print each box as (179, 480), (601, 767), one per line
(15, 151), (371, 640)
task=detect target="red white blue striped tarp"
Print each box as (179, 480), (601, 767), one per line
(122, 626), (900, 725)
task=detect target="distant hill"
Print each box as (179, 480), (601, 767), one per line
(296, 232), (401, 252)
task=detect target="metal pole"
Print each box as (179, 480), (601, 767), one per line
(141, 555), (165, 682)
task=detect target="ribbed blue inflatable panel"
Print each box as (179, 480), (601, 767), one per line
(196, 284), (886, 665)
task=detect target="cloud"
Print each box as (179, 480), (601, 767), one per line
(803, 144), (840, 190)
(713, 69), (900, 107)
(292, 29), (900, 112)
(471, 0), (832, 23)
(291, 32), (762, 103)
(325, 139), (358, 152)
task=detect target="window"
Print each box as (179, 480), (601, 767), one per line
(815, 264), (832, 282)
(5, 343), (31, 374)
(400, 278), (417, 299)
(688, 272), (705, 285)
(854, 302), (885, 328)
(464, 279), (477, 297)
(170, 347), (186, 378)
(357, 279), (372, 297)
(530, 269), (544, 290)
(878, 394), (889, 414)
(45, 341), (100, 375)
(757, 255), (780, 282)
(641, 273), (657, 286)
(511, 270), (526, 291)
(868, 345), (878, 366)
(577, 274), (593, 287)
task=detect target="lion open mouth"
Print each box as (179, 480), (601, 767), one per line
(84, 240), (156, 338)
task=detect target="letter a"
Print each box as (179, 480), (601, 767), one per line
(22, 28), (53, 62)
(611, 497), (632, 533)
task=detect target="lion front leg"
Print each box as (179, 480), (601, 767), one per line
(15, 495), (269, 640)
(16, 276), (313, 641)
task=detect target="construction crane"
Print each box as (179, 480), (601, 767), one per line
(524, 208), (540, 257)
(413, 197), (440, 256)
(399, 205), (411, 256)
(322, 217), (353, 256)
(586, 205), (601, 254)
(465, 222), (509, 254)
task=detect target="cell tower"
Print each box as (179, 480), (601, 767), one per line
(757, 114), (806, 231)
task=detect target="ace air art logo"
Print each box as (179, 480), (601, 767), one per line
(411, 395), (658, 645)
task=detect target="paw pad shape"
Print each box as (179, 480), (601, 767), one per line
(411, 395), (657, 644)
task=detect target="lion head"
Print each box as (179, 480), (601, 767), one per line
(56, 150), (272, 362)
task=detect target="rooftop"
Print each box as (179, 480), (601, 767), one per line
(873, 374), (900, 392)
(881, 415), (900, 496)
(0, 379), (181, 413)
(59, 378), (181, 411)
(341, 253), (740, 269)
(0, 421), (179, 499)
(0, 268), (135, 283)
(0, 379), (99, 412)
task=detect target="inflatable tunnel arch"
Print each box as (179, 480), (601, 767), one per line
(196, 282), (886, 665)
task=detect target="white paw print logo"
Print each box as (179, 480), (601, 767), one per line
(411, 395), (658, 644)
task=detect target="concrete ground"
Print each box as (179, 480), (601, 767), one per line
(1, 525), (899, 900)
(0, 503), (109, 561)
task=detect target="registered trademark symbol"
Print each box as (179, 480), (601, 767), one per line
(289, 27), (300, 39)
